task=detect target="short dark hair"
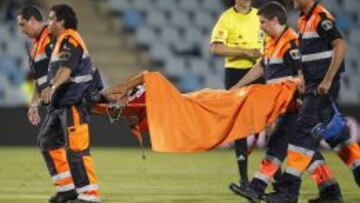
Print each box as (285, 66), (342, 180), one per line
(18, 6), (43, 21)
(50, 4), (77, 29)
(257, 1), (287, 25)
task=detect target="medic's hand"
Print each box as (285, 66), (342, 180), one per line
(27, 106), (41, 126)
(41, 86), (55, 104)
(317, 79), (332, 95)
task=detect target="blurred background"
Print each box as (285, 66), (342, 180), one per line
(0, 0), (359, 146)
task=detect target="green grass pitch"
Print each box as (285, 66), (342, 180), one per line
(0, 147), (359, 203)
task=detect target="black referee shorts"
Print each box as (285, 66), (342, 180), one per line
(224, 67), (264, 90)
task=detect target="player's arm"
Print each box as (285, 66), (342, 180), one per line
(230, 61), (264, 90)
(103, 71), (147, 102)
(316, 15), (346, 94)
(125, 71), (146, 89)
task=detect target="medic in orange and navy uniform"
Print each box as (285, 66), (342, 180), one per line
(39, 4), (103, 203)
(266, 1), (360, 203)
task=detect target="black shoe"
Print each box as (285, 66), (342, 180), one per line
(263, 192), (297, 203)
(353, 166), (360, 187)
(48, 190), (78, 203)
(308, 183), (343, 203)
(228, 180), (249, 196)
(68, 199), (100, 203)
(230, 183), (263, 203)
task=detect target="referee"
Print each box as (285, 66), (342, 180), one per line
(210, 0), (264, 194)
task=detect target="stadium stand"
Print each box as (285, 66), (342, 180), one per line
(100, 0), (227, 92)
(99, 0), (360, 103)
(0, 0), (31, 106)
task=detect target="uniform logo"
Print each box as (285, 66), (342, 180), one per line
(216, 30), (225, 39)
(59, 51), (71, 61)
(321, 20), (333, 31)
(237, 155), (246, 161)
(289, 49), (301, 60)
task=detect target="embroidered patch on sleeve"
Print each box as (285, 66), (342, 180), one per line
(321, 20), (333, 31)
(289, 49), (301, 60)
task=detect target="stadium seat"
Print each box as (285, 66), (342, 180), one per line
(348, 28), (360, 47)
(346, 46), (360, 72)
(201, 0), (225, 13)
(333, 9), (355, 32)
(171, 39), (197, 56)
(108, 0), (130, 14)
(169, 10), (191, 29)
(149, 43), (172, 61)
(7, 41), (26, 58)
(160, 26), (181, 45)
(122, 9), (144, 31)
(204, 71), (224, 89)
(184, 27), (204, 46)
(145, 11), (168, 28)
(164, 56), (187, 76)
(132, 0), (153, 12)
(135, 26), (157, 46)
(0, 74), (10, 104)
(193, 11), (215, 31)
(209, 58), (225, 75)
(321, 0), (340, 11)
(343, 0), (360, 14)
(178, 0), (200, 12)
(0, 25), (11, 41)
(155, 0), (179, 12)
(188, 57), (209, 77)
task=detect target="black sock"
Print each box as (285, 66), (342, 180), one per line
(273, 168), (282, 183)
(234, 138), (248, 182)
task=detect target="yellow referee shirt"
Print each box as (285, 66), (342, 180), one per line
(211, 7), (264, 69)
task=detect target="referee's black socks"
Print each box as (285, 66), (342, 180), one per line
(234, 138), (249, 183)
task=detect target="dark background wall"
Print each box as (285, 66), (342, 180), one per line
(0, 106), (359, 146)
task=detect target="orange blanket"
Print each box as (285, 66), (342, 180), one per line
(143, 72), (297, 152)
